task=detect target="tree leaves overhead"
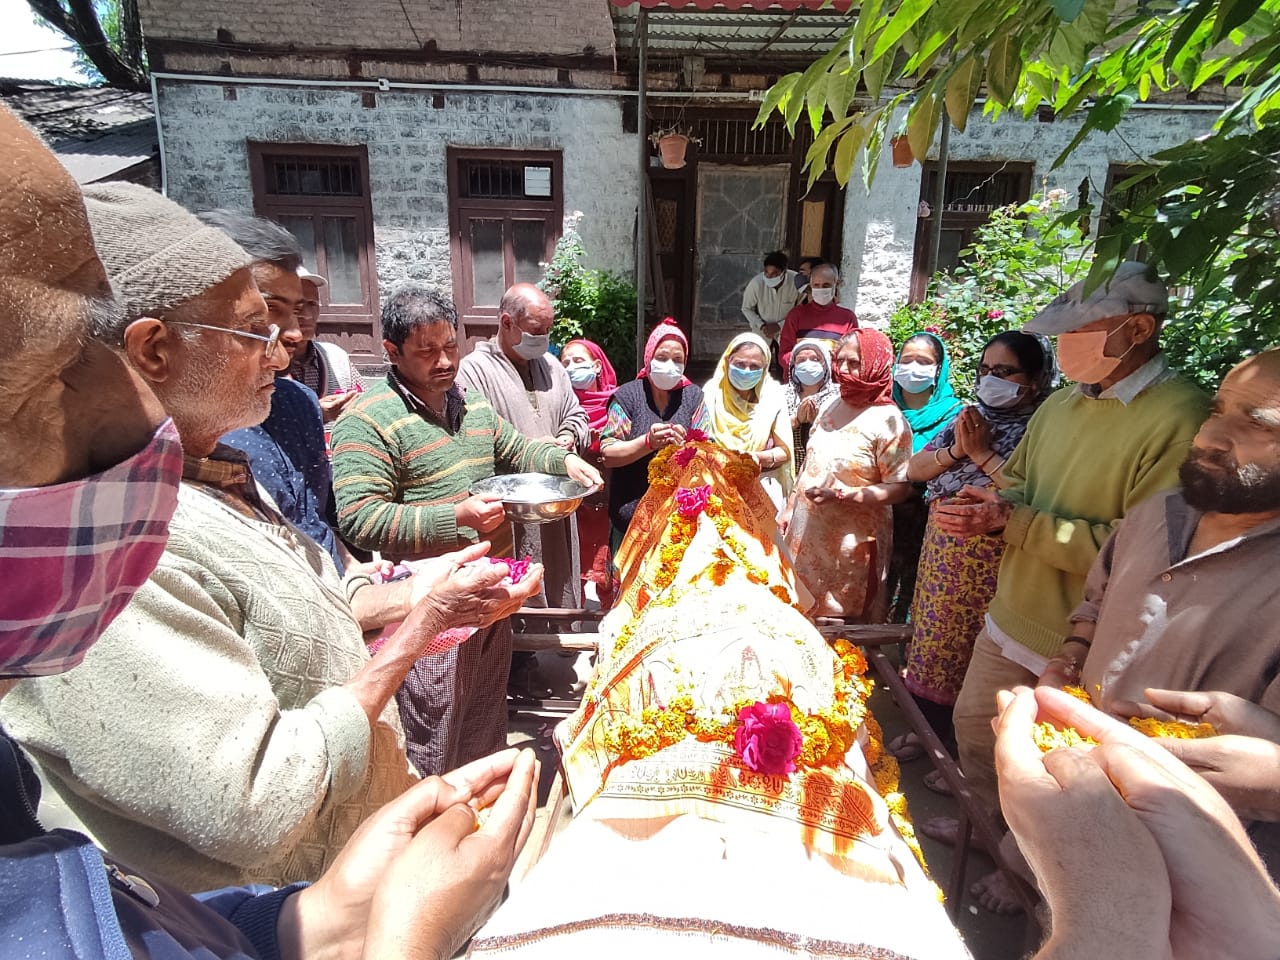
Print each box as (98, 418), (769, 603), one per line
(755, 0), (1280, 341)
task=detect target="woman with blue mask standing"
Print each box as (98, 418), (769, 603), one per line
(703, 332), (795, 508)
(783, 338), (838, 474)
(887, 331), (964, 622)
(890, 331), (1057, 784)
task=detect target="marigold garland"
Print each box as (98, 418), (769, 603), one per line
(863, 713), (930, 879)
(599, 638), (874, 776)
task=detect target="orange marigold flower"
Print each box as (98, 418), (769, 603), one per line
(1128, 716), (1218, 739)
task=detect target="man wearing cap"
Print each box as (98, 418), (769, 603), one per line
(0, 106), (541, 960)
(923, 261), (1210, 912)
(1, 182), (542, 892)
(202, 212), (348, 572)
(288, 264), (364, 421)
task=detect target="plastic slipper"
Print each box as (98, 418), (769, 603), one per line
(888, 732), (926, 762)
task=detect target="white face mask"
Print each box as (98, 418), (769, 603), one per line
(565, 361), (597, 388)
(793, 359), (826, 386)
(810, 287), (835, 306)
(893, 361), (937, 394)
(976, 374), (1025, 409)
(648, 358), (685, 391)
(513, 331), (551, 360)
(763, 273), (784, 288)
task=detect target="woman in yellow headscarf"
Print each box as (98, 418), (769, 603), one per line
(703, 331), (794, 507)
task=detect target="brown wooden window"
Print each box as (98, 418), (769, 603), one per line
(448, 149), (562, 352)
(910, 162), (1033, 301)
(248, 143), (380, 361)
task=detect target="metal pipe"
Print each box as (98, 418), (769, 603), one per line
(636, 8), (649, 367)
(927, 119), (950, 282)
(149, 72), (168, 196)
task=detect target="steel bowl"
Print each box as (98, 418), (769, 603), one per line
(470, 473), (594, 525)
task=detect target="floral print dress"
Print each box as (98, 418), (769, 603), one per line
(783, 399), (912, 620)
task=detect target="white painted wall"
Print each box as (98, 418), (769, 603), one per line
(841, 104), (1218, 327)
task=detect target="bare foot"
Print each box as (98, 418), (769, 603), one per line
(970, 870), (1025, 915)
(919, 816), (991, 853)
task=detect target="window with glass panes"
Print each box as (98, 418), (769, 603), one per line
(447, 149), (562, 352)
(248, 144), (380, 359)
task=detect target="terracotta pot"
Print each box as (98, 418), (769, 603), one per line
(657, 133), (690, 170)
(891, 135), (913, 168)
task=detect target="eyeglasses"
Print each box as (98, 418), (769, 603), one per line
(978, 364), (1025, 379)
(165, 321), (282, 359)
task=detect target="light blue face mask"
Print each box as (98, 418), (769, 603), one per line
(728, 364), (765, 391)
(565, 362), (597, 388)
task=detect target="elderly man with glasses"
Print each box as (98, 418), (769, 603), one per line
(1, 183), (543, 893)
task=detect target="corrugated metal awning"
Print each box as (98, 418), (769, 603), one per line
(612, 1), (852, 10)
(611, 3), (852, 63)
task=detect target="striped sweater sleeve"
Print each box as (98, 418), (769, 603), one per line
(492, 411), (570, 475)
(331, 403), (459, 554)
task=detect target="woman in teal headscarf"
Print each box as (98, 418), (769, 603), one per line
(892, 332), (963, 453)
(887, 331), (963, 620)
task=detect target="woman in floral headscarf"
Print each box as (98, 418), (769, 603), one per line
(702, 331), (794, 508)
(561, 338), (619, 606)
(780, 329), (915, 619)
(601, 320), (709, 543)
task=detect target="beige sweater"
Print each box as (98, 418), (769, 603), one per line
(1, 482), (417, 891)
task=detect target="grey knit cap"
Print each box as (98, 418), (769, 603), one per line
(82, 183), (252, 320)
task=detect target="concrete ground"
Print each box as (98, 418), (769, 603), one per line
(506, 649), (1036, 960)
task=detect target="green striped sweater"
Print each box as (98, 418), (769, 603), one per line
(332, 376), (568, 556)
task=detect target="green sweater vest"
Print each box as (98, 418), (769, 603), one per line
(331, 378), (568, 557)
(989, 376), (1210, 659)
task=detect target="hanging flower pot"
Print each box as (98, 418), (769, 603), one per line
(891, 135), (914, 168)
(649, 126), (703, 170)
(657, 133), (690, 169)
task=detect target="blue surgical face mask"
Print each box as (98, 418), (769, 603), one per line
(728, 364), (765, 391)
(793, 360), (826, 386)
(565, 362), (597, 388)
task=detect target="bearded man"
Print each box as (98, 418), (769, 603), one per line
(1040, 347), (1280, 713)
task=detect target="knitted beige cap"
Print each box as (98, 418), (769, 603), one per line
(82, 182), (253, 320)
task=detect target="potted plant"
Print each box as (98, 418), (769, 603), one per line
(649, 125), (703, 170)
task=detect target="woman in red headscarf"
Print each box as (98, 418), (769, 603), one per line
(779, 328), (915, 619)
(561, 338), (619, 606)
(600, 320), (710, 545)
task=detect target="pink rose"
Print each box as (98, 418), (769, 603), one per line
(673, 446), (698, 468)
(488, 555), (532, 584)
(987, 309), (1004, 319)
(923, 324), (941, 334)
(675, 484), (712, 518)
(685, 428), (709, 443)
(733, 701), (803, 775)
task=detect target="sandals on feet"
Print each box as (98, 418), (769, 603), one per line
(923, 768), (954, 796)
(888, 732), (926, 762)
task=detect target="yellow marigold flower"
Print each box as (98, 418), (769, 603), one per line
(1032, 721), (1098, 752)
(1128, 716), (1218, 739)
(1062, 685), (1092, 703)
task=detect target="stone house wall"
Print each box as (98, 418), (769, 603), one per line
(156, 78), (638, 297)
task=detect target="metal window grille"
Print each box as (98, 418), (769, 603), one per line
(924, 168), (1028, 215)
(460, 160), (553, 200)
(264, 156), (362, 197)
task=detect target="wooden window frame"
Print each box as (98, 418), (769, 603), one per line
(247, 142), (380, 358)
(910, 161), (1033, 302)
(447, 148), (563, 352)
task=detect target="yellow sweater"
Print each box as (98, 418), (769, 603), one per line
(989, 376), (1210, 659)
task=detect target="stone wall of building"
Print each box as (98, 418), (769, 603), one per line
(841, 104), (1218, 328)
(156, 78), (638, 298)
(138, 0), (614, 57)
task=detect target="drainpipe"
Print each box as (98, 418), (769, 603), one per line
(926, 119), (950, 282)
(635, 7), (649, 366)
(150, 72), (168, 196)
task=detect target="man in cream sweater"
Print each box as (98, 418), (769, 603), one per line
(1, 184), (542, 893)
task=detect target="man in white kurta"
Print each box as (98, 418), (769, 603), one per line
(457, 283), (590, 609)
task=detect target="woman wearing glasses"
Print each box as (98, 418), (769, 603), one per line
(889, 331), (1057, 786)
